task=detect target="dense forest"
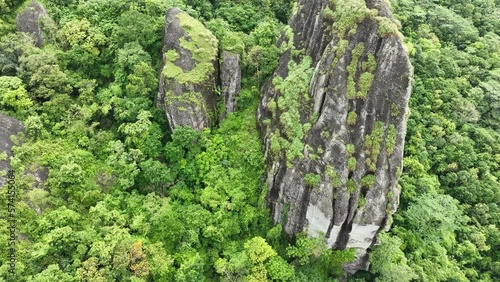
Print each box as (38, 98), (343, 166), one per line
(0, 0), (498, 281)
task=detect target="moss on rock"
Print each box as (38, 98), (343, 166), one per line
(162, 11), (218, 85)
(158, 8), (219, 130)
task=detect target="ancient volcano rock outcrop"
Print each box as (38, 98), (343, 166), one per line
(221, 51), (241, 117)
(16, 1), (53, 47)
(157, 8), (219, 131)
(257, 0), (412, 274)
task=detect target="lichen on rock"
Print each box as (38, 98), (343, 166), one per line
(257, 0), (413, 275)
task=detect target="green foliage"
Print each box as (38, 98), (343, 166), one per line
(272, 56), (314, 162)
(287, 233), (355, 279)
(266, 256), (295, 281)
(206, 18), (245, 54)
(18, 47), (72, 100)
(287, 234), (326, 266)
(364, 121), (385, 170)
(347, 111), (358, 125)
(402, 193), (463, 243)
(304, 173), (321, 188)
(354, 1), (500, 280)
(369, 233), (417, 282)
(164, 126), (203, 188)
(57, 19), (106, 54)
(376, 16), (401, 37)
(0, 76), (32, 117)
(214, 236), (288, 281)
(386, 124), (397, 154)
(162, 11), (218, 85)
(347, 43), (364, 99)
(362, 53), (377, 72)
(125, 62), (158, 97)
(333, 39), (349, 66)
(329, 0), (402, 39)
(245, 237), (276, 264)
(246, 19), (281, 84)
(2, 0), (498, 281)
(330, 0), (377, 37)
(360, 174), (376, 189)
(347, 179), (357, 194)
(110, 8), (161, 50)
(357, 196), (366, 208)
(346, 143), (355, 155)
(326, 165), (343, 188)
(357, 72), (374, 99)
(347, 157), (357, 172)
(214, 0), (275, 33)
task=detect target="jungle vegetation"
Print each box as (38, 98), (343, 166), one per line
(0, 0), (498, 281)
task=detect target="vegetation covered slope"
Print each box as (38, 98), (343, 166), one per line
(0, 0), (498, 282)
(0, 1), (352, 281)
(355, 0), (500, 281)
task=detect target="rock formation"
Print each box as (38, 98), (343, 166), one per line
(221, 51), (241, 116)
(0, 112), (24, 187)
(257, 0), (412, 274)
(0, 112), (47, 189)
(16, 1), (52, 47)
(157, 8), (219, 131)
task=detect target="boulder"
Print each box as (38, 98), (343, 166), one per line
(15, 1), (52, 47)
(257, 0), (413, 274)
(157, 8), (219, 131)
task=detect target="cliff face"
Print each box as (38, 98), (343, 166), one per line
(157, 8), (219, 131)
(221, 51), (241, 117)
(257, 0), (412, 273)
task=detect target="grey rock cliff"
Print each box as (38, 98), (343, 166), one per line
(15, 1), (52, 47)
(157, 8), (219, 131)
(257, 0), (412, 274)
(221, 51), (241, 116)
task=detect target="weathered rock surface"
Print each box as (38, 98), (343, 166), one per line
(0, 112), (48, 189)
(0, 112), (24, 188)
(16, 1), (52, 47)
(157, 8), (219, 131)
(221, 51), (241, 116)
(257, 0), (412, 274)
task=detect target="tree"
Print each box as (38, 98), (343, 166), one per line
(214, 237), (284, 281)
(27, 264), (76, 282)
(129, 242), (150, 279)
(402, 193), (463, 244)
(18, 48), (72, 100)
(369, 233), (417, 282)
(0, 76), (32, 116)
